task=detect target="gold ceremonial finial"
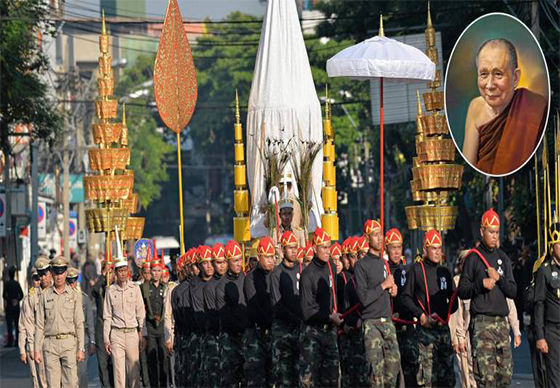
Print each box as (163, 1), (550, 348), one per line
(325, 84), (331, 121)
(235, 89), (240, 125)
(102, 9), (107, 36)
(416, 90), (422, 116)
(379, 15), (385, 37)
(122, 103), (126, 125)
(427, 2), (433, 28)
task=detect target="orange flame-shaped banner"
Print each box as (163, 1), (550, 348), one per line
(154, 0), (198, 133)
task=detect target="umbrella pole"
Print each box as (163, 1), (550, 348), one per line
(177, 133), (185, 255)
(380, 77), (384, 259)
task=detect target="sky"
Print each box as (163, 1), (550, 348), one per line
(66, 0), (267, 20)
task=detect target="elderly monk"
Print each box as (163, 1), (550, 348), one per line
(462, 38), (547, 175)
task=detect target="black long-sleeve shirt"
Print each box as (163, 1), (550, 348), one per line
(3, 279), (23, 312)
(534, 257), (560, 340)
(389, 262), (415, 322)
(92, 275), (108, 326)
(337, 270), (351, 313)
(244, 266), (273, 329)
(354, 253), (391, 320)
(270, 261), (303, 326)
(300, 257), (338, 325)
(190, 276), (211, 333)
(216, 271), (247, 334)
(343, 275), (361, 328)
(181, 276), (194, 334)
(203, 274), (224, 335)
(171, 280), (189, 334)
(402, 259), (457, 320)
(458, 243), (517, 317)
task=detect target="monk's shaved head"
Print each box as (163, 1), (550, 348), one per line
(476, 39), (518, 74)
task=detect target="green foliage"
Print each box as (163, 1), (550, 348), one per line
(0, 0), (63, 150)
(115, 54), (173, 209)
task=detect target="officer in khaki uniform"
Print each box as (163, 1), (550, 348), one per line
(67, 268), (96, 388)
(18, 267), (44, 388)
(34, 256), (85, 388)
(104, 256), (147, 388)
(22, 257), (52, 388)
(272, 199), (306, 262)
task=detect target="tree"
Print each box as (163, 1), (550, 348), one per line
(114, 54), (173, 210)
(0, 0), (63, 151)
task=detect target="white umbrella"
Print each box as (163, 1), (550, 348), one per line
(327, 15), (435, 253)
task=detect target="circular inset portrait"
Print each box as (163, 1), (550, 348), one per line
(445, 13), (550, 176)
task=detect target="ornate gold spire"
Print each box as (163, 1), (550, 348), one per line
(325, 84), (331, 121)
(235, 89), (240, 125)
(416, 90), (422, 116)
(379, 15), (385, 37)
(102, 9), (107, 36)
(427, 2), (432, 28)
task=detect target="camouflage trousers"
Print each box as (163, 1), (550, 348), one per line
(470, 315), (512, 388)
(219, 331), (244, 388)
(243, 327), (272, 387)
(417, 325), (455, 387)
(186, 332), (202, 387)
(202, 333), (221, 388)
(299, 324), (340, 388)
(362, 318), (400, 388)
(271, 321), (300, 388)
(396, 324), (419, 388)
(339, 329), (368, 388)
(174, 333), (187, 386)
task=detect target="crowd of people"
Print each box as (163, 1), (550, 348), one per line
(10, 205), (560, 388)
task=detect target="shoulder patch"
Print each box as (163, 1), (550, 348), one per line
(29, 288), (35, 296)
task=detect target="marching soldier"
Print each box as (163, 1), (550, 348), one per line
(354, 220), (400, 388)
(163, 264), (178, 388)
(190, 245), (215, 387)
(185, 249), (202, 387)
(34, 256), (85, 388)
(340, 237), (368, 388)
(402, 230), (457, 387)
(535, 222), (560, 387)
(270, 231), (304, 388)
(458, 209), (517, 387)
(202, 243), (228, 387)
(104, 256), (147, 388)
(299, 228), (342, 388)
(140, 254), (169, 388)
(386, 228), (418, 387)
(216, 240), (247, 387)
(244, 237), (275, 387)
(272, 199), (306, 261)
(303, 242), (314, 267)
(92, 259), (115, 387)
(167, 252), (188, 385)
(67, 268), (95, 388)
(19, 259), (50, 388)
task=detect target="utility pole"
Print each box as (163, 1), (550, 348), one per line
(63, 133), (70, 260)
(30, 141), (39, 266)
(2, 145), (13, 267)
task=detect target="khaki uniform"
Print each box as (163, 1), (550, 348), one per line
(34, 286), (85, 388)
(272, 225), (306, 261)
(78, 290), (95, 388)
(163, 282), (176, 387)
(103, 280), (146, 388)
(450, 276), (522, 388)
(18, 287), (47, 388)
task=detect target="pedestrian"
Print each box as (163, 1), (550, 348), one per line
(386, 228), (418, 388)
(299, 228), (342, 388)
(201, 243), (228, 387)
(402, 229), (457, 388)
(104, 255), (147, 388)
(535, 222), (560, 388)
(243, 237), (275, 387)
(270, 231), (304, 388)
(458, 209), (517, 387)
(18, 264), (47, 388)
(355, 220), (400, 388)
(140, 252), (169, 388)
(67, 267), (96, 388)
(3, 265), (23, 347)
(216, 240), (247, 387)
(92, 259), (115, 387)
(34, 256), (85, 388)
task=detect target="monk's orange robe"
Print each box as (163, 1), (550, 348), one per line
(476, 88), (547, 175)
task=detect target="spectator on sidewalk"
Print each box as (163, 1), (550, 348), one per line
(3, 265), (23, 347)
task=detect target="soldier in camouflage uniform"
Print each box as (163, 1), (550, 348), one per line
(386, 228), (419, 387)
(339, 237), (368, 388)
(243, 237), (275, 387)
(402, 230), (457, 387)
(201, 244), (228, 387)
(458, 209), (517, 387)
(217, 241), (247, 387)
(168, 253), (188, 386)
(270, 231), (304, 387)
(299, 228), (342, 388)
(355, 220), (400, 388)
